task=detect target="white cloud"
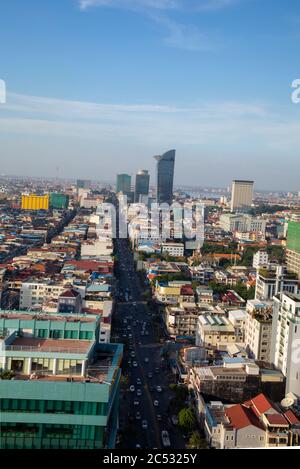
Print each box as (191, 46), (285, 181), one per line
(1, 91), (299, 150)
(77, 0), (247, 51)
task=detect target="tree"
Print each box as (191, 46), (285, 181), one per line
(189, 431), (208, 449)
(178, 407), (196, 432)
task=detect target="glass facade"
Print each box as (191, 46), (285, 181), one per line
(1, 423), (105, 449)
(134, 170), (150, 202)
(154, 150), (176, 205)
(116, 174), (131, 194)
(287, 221), (300, 254)
(0, 397), (110, 449)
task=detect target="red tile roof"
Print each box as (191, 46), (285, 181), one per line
(244, 393), (273, 417)
(265, 414), (289, 426)
(60, 288), (80, 298)
(226, 404), (264, 431)
(284, 410), (300, 426)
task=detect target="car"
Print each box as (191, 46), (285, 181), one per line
(171, 415), (178, 426)
(156, 386), (162, 393)
(130, 385), (135, 392)
(134, 400), (140, 406)
(157, 414), (162, 422)
(137, 389), (142, 397)
(161, 430), (171, 448)
(135, 412), (141, 420)
(155, 368), (159, 373)
(142, 420), (148, 430)
(144, 358), (149, 364)
(136, 378), (142, 385)
(132, 361), (138, 368)
(128, 334), (133, 339)
(154, 400), (159, 407)
(147, 372), (153, 379)
(131, 352), (136, 358)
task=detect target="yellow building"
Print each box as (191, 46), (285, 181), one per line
(21, 194), (49, 211)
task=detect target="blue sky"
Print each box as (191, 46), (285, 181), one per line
(0, 0), (300, 189)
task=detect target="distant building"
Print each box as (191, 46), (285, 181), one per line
(161, 242), (184, 257)
(49, 192), (69, 210)
(116, 174), (131, 195)
(220, 213), (265, 234)
(21, 194), (49, 211)
(154, 149), (176, 205)
(134, 170), (150, 203)
(286, 221), (300, 280)
(230, 180), (254, 213)
(77, 179), (91, 189)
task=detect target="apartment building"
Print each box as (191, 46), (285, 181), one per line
(161, 242), (184, 257)
(244, 299), (273, 362)
(19, 280), (66, 309)
(271, 292), (300, 397)
(196, 314), (237, 350)
(255, 265), (299, 301)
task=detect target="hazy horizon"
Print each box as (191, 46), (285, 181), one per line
(1, 0), (300, 191)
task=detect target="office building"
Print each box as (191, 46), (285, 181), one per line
(77, 180), (91, 189)
(21, 194), (49, 211)
(154, 149), (176, 205)
(230, 180), (254, 213)
(271, 292), (300, 397)
(116, 174), (131, 195)
(134, 170), (150, 203)
(286, 221), (300, 280)
(0, 311), (123, 449)
(50, 193), (69, 210)
(219, 214), (266, 234)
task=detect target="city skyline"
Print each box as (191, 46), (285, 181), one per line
(1, 0), (300, 190)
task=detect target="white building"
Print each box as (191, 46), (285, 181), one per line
(253, 251), (269, 269)
(219, 214), (266, 235)
(161, 242), (184, 257)
(271, 292), (300, 397)
(255, 266), (299, 301)
(81, 240), (113, 258)
(230, 180), (254, 213)
(244, 300), (273, 362)
(20, 280), (66, 309)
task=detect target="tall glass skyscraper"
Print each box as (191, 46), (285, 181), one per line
(154, 150), (176, 205)
(116, 174), (131, 194)
(134, 170), (150, 203)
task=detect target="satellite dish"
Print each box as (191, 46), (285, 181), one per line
(281, 397), (295, 409)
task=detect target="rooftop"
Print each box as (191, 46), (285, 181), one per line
(6, 337), (92, 355)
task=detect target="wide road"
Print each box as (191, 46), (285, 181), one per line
(112, 237), (185, 450)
